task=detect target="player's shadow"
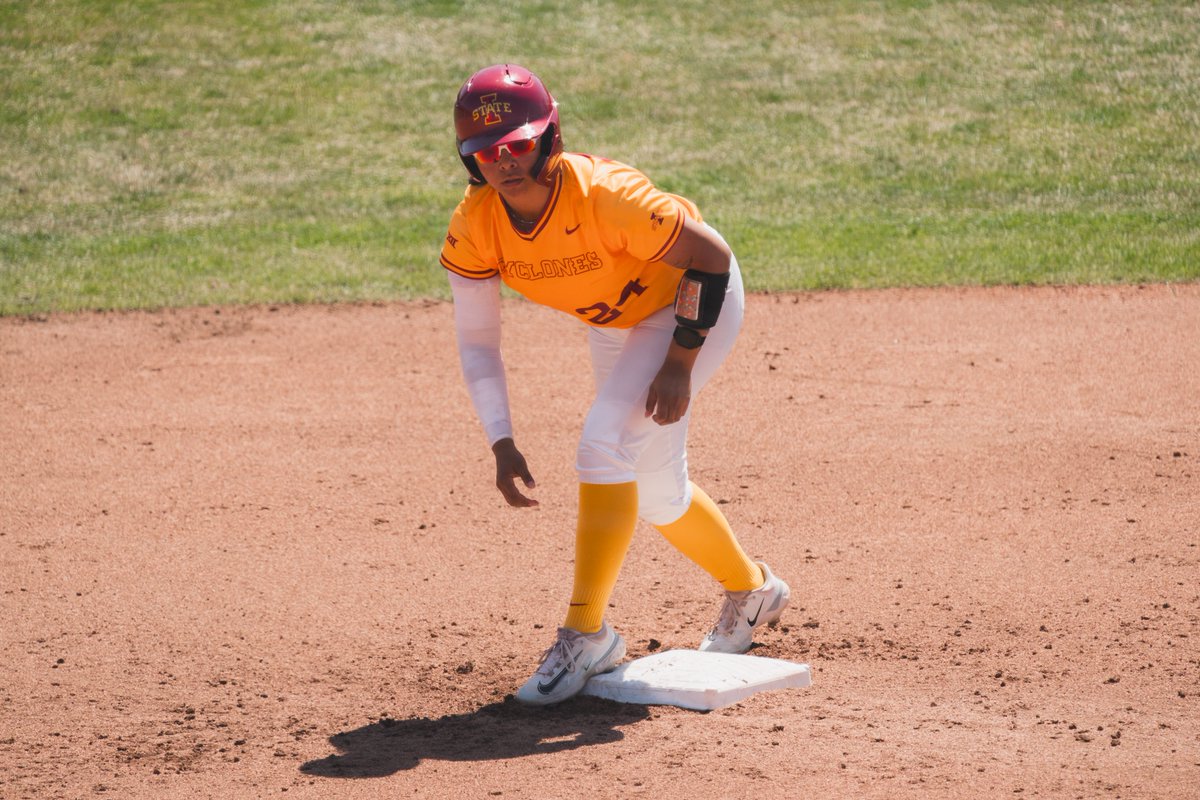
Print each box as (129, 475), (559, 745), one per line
(300, 695), (651, 778)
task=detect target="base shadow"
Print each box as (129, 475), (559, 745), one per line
(301, 696), (651, 778)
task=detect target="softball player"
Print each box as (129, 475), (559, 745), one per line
(441, 64), (790, 706)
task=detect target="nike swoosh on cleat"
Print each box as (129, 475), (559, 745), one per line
(537, 635), (621, 694)
(565, 224), (580, 235)
(746, 597), (766, 627)
(537, 668), (570, 695)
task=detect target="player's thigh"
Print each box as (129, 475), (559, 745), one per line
(577, 315), (674, 480)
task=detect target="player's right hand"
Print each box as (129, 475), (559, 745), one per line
(492, 438), (539, 508)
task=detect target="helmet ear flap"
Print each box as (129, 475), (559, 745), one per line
(532, 122), (563, 186)
(460, 152), (485, 185)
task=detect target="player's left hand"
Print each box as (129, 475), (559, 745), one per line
(645, 357), (692, 425)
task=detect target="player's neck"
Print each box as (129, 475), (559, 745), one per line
(501, 183), (552, 226)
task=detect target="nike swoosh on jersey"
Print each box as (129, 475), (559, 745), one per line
(565, 224), (581, 235)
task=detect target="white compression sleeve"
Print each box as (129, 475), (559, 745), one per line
(448, 272), (513, 446)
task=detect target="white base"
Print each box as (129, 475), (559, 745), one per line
(580, 649), (812, 711)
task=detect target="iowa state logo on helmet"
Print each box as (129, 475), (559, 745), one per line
(472, 93), (511, 126)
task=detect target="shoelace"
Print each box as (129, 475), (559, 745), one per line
(710, 590), (752, 636)
(536, 628), (585, 676)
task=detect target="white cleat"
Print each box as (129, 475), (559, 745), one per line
(515, 622), (626, 706)
(699, 562), (790, 654)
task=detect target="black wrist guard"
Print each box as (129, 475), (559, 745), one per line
(672, 325), (706, 349)
(674, 269), (729, 330)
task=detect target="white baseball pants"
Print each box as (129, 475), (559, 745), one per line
(576, 249), (744, 525)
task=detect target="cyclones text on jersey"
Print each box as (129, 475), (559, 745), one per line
(500, 252), (603, 281)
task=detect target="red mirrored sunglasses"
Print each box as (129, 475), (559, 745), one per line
(473, 136), (539, 164)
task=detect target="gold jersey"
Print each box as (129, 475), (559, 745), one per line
(440, 153), (702, 328)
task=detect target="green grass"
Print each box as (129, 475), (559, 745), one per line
(1, 1), (1197, 314)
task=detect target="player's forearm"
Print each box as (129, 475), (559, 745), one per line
(661, 339), (702, 371)
(462, 368), (514, 445)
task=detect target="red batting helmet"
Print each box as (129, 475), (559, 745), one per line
(454, 64), (563, 187)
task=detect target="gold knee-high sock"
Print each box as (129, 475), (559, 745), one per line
(563, 482), (639, 634)
(654, 483), (764, 591)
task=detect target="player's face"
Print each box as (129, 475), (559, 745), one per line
(474, 138), (541, 201)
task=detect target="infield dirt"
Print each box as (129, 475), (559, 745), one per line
(2, 285), (1197, 799)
